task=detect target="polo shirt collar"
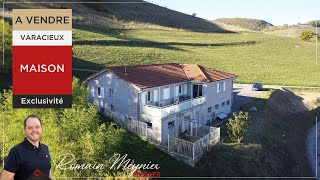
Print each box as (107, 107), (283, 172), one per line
(22, 137), (42, 151)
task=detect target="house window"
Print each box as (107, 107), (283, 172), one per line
(179, 85), (182, 94)
(110, 104), (114, 111)
(97, 87), (101, 97)
(146, 122), (152, 128)
(109, 88), (114, 96)
(208, 107), (212, 113)
(217, 81), (225, 93)
(222, 102), (225, 107)
(193, 84), (203, 98)
(147, 91), (151, 102)
(227, 100), (230, 105)
(215, 104), (219, 109)
(168, 121), (175, 127)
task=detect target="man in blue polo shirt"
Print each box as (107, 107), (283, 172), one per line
(0, 115), (53, 180)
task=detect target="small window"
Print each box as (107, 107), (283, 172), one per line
(219, 82), (223, 92)
(109, 88), (114, 96)
(147, 91), (151, 102)
(146, 122), (152, 128)
(226, 100), (230, 105)
(97, 87), (101, 97)
(222, 102), (225, 107)
(215, 104), (219, 110)
(179, 85), (182, 94)
(208, 107), (212, 113)
(110, 104), (114, 111)
(184, 115), (191, 121)
(168, 121), (175, 127)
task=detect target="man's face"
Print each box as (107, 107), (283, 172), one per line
(24, 117), (42, 142)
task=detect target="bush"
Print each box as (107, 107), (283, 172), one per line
(307, 20), (320, 27)
(0, 20), (12, 73)
(226, 111), (250, 144)
(300, 30), (314, 41)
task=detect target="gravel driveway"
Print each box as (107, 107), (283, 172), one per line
(233, 84), (266, 111)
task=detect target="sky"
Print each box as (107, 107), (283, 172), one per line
(146, 0), (319, 26)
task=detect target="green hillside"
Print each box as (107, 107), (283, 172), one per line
(72, 27), (320, 87)
(3, 0), (228, 32)
(214, 18), (273, 31)
(263, 24), (320, 39)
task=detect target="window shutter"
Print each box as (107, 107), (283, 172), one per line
(223, 82), (226, 91)
(163, 87), (170, 100)
(101, 87), (105, 98)
(184, 84), (187, 94)
(175, 86), (179, 96)
(141, 92), (146, 105)
(153, 89), (158, 101)
(217, 83), (220, 93)
(91, 86), (95, 97)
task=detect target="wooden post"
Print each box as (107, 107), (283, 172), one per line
(167, 134), (170, 152)
(192, 143), (195, 161)
(190, 122), (193, 136)
(145, 124), (148, 140)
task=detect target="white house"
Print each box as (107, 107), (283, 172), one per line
(84, 63), (236, 143)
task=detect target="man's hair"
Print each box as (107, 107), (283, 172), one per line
(24, 115), (42, 129)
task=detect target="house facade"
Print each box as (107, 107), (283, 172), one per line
(84, 63), (236, 143)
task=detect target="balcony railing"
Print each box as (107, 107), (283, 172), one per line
(141, 96), (206, 118)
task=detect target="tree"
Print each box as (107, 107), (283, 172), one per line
(300, 30), (314, 41)
(0, 20), (12, 73)
(307, 20), (320, 27)
(226, 111), (250, 144)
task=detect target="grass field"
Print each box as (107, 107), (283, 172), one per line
(72, 27), (320, 87)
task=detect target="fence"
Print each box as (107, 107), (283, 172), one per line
(168, 122), (220, 166)
(108, 111), (147, 139)
(107, 111), (220, 167)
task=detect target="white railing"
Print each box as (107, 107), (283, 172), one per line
(168, 123), (220, 166)
(141, 96), (206, 118)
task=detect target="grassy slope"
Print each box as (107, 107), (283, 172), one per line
(214, 18), (273, 31)
(73, 27), (320, 86)
(263, 25), (320, 38)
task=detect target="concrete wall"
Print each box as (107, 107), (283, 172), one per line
(86, 71), (140, 120)
(202, 79), (234, 124)
(140, 114), (162, 142)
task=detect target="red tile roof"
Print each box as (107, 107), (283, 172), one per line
(85, 63), (237, 89)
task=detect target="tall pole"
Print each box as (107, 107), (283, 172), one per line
(316, 20), (318, 65)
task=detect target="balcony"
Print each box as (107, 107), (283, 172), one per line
(141, 96), (206, 118)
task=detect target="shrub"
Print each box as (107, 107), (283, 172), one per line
(226, 111), (250, 144)
(300, 30), (314, 41)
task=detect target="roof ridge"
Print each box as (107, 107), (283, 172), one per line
(207, 67), (238, 78)
(195, 64), (210, 82)
(182, 64), (209, 82)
